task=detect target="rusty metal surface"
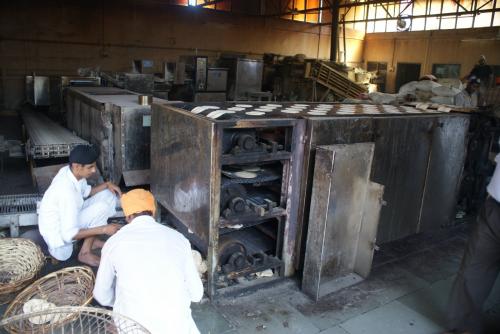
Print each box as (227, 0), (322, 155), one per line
(150, 101), (468, 298)
(302, 143), (377, 301)
(150, 105), (213, 252)
(354, 181), (384, 277)
(65, 88), (114, 180)
(418, 115), (470, 232)
(112, 105), (151, 186)
(122, 170), (150, 186)
(296, 117), (374, 270)
(33, 163), (103, 193)
(296, 113), (469, 269)
(371, 116), (436, 243)
(150, 102), (305, 298)
(65, 87), (167, 185)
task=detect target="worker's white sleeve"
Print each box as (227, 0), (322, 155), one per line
(454, 92), (465, 107)
(184, 242), (204, 303)
(59, 193), (81, 244)
(471, 93), (478, 107)
(93, 244), (116, 307)
(81, 180), (91, 198)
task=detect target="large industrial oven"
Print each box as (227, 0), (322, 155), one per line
(288, 103), (469, 299)
(150, 101), (469, 299)
(65, 86), (164, 186)
(296, 108), (469, 248)
(151, 101), (306, 297)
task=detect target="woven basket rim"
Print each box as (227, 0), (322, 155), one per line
(0, 306), (151, 333)
(3, 266), (95, 320)
(0, 238), (45, 297)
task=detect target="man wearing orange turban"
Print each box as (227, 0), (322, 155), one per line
(93, 189), (203, 334)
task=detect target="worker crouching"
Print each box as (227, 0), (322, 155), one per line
(93, 189), (204, 334)
(38, 144), (122, 266)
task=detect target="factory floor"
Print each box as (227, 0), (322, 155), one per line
(191, 223), (500, 334)
(1, 223), (499, 334)
(1, 111), (500, 333)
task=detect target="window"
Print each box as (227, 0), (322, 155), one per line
(432, 64), (462, 78)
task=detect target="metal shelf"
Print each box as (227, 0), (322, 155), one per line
(219, 208), (286, 234)
(221, 151), (291, 165)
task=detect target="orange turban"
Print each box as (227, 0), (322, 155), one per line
(120, 189), (156, 217)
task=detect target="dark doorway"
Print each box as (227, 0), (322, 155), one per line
(395, 63), (421, 92)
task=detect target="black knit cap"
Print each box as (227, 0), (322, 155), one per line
(69, 144), (99, 165)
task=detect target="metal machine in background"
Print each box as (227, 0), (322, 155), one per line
(262, 56), (366, 102)
(49, 76), (101, 115)
(0, 194), (41, 237)
(65, 87), (167, 186)
(26, 76), (50, 107)
(150, 101), (305, 298)
(21, 109), (88, 160)
(217, 57), (269, 101)
(172, 56), (228, 102)
(195, 67), (228, 102)
(100, 72), (155, 95)
(132, 59), (155, 74)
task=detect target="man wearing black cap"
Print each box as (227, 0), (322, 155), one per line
(38, 144), (122, 266)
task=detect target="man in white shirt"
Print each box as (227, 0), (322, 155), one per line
(93, 189), (203, 334)
(445, 153), (500, 334)
(38, 144), (122, 266)
(454, 76), (480, 108)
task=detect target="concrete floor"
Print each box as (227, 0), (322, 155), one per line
(1, 111), (499, 333)
(190, 225), (500, 334)
(1, 223), (499, 333)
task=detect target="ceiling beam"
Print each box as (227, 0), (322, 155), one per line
(451, 0), (469, 12)
(333, 7), (498, 24)
(265, 0), (407, 17)
(379, 4), (393, 18)
(477, 0), (493, 10)
(196, 0), (225, 7)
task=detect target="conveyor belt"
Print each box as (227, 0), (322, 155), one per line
(0, 194), (41, 237)
(22, 110), (87, 159)
(0, 194), (41, 214)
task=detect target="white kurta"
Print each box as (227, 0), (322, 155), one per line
(38, 166), (116, 260)
(487, 154), (500, 202)
(454, 89), (478, 108)
(93, 216), (203, 334)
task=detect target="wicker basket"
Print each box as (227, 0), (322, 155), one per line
(0, 238), (45, 305)
(0, 306), (151, 334)
(2, 266), (95, 333)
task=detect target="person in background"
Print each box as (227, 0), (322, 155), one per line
(468, 55), (494, 105)
(454, 76), (480, 108)
(93, 189), (203, 334)
(468, 55), (494, 89)
(445, 151), (500, 334)
(38, 144), (122, 266)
